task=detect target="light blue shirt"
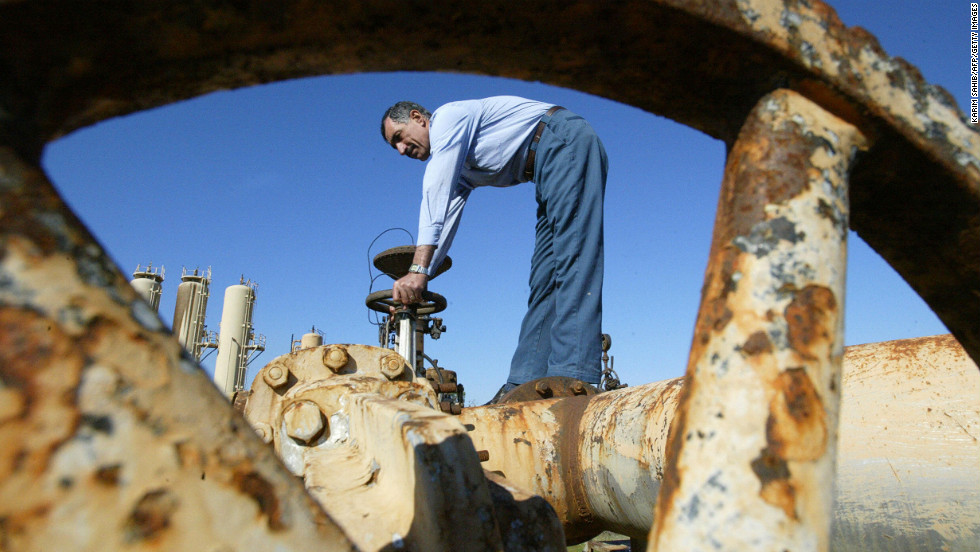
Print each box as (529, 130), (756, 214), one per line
(418, 96), (552, 271)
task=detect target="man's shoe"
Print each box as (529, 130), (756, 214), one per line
(485, 382), (518, 405)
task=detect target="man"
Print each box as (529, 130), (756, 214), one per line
(380, 96), (607, 402)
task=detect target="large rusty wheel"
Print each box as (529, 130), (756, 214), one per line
(1, 2), (974, 362)
(1, 2), (977, 551)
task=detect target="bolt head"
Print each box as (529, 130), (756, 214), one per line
(263, 363), (289, 388)
(380, 354), (405, 380)
(283, 400), (325, 444)
(253, 422), (273, 444)
(571, 381), (586, 395)
(323, 345), (349, 373)
(535, 381), (552, 397)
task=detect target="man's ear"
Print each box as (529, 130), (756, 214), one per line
(411, 110), (427, 126)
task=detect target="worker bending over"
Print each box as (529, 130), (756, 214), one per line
(380, 96), (608, 402)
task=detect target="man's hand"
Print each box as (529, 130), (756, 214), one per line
(392, 272), (428, 306)
(390, 245), (435, 314)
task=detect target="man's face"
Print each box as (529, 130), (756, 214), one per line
(383, 110), (431, 161)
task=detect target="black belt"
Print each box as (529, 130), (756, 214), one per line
(523, 106), (565, 182)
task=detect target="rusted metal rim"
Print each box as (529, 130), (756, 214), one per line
(2, 0), (975, 362)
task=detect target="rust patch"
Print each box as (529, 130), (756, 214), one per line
(0, 158), (67, 255)
(741, 331), (773, 356)
(750, 447), (796, 520)
(0, 308), (72, 401)
(723, 111), (811, 241)
(174, 440), (204, 470)
(548, 395), (601, 542)
(234, 471), (285, 531)
(691, 248), (740, 351)
(94, 464), (122, 485)
(816, 198), (842, 227)
(0, 308), (83, 479)
(232, 390), (250, 414)
(752, 344), (831, 521)
(709, 302), (734, 333)
(125, 489), (179, 542)
(0, 504), (52, 545)
(785, 285), (837, 360)
(697, 298), (733, 346)
(767, 368), (827, 461)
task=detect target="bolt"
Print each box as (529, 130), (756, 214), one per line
(322, 345), (349, 373)
(263, 363), (289, 388)
(283, 400), (325, 444)
(435, 382), (458, 393)
(380, 354), (405, 380)
(253, 422), (273, 444)
(571, 381), (586, 395)
(535, 381), (552, 397)
(439, 401), (463, 415)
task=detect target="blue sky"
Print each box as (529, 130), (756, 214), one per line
(42, 2), (964, 404)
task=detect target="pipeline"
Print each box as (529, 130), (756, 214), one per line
(461, 334), (979, 549)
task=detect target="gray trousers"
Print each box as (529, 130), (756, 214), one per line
(507, 109), (608, 385)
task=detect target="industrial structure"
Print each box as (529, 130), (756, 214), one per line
(1, 1), (979, 551)
(213, 277), (266, 397)
(129, 264), (164, 312)
(129, 267), (265, 396)
(237, 249), (979, 551)
(171, 267), (214, 361)
(291, 327), (324, 352)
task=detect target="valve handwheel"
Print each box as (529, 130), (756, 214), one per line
(366, 289), (447, 315)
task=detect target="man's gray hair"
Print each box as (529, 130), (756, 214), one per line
(380, 101), (431, 141)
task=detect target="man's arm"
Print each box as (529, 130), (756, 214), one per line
(392, 245), (435, 305)
(416, 103), (477, 276)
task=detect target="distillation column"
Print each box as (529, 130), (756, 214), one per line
(172, 267), (211, 361)
(213, 278), (264, 396)
(130, 264), (164, 312)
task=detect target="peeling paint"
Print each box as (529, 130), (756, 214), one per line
(652, 90), (865, 551)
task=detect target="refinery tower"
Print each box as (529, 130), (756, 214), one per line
(130, 265), (265, 397)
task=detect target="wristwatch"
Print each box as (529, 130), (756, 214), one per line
(408, 263), (430, 277)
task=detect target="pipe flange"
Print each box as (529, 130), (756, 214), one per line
(498, 376), (599, 403)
